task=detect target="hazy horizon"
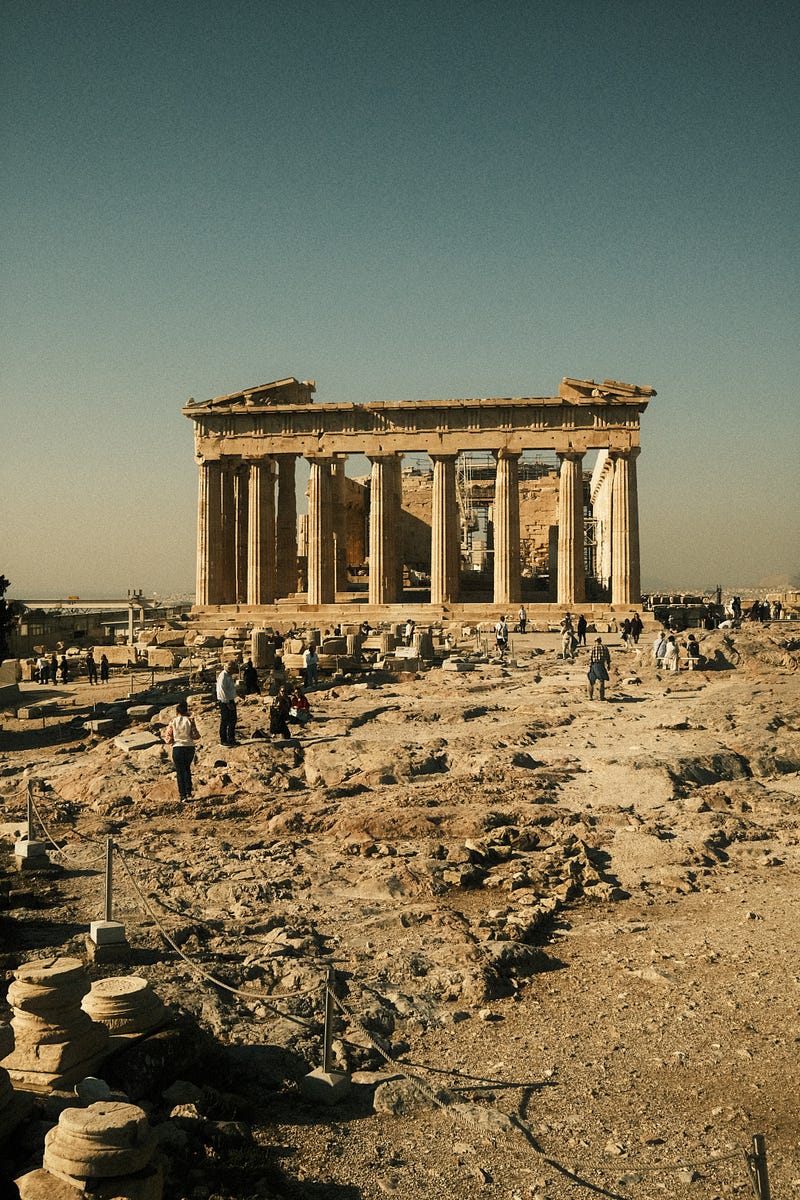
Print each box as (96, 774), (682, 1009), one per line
(3, 1), (798, 598)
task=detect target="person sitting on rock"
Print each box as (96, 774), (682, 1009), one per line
(662, 635), (679, 672)
(685, 634), (704, 670)
(289, 686), (311, 727)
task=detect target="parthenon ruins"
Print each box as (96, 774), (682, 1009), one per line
(183, 375), (655, 612)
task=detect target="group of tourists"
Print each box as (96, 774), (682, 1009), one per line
(33, 651), (110, 686)
(652, 629), (706, 671)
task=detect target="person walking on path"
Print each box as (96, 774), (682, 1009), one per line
(494, 616), (509, 655)
(587, 637), (611, 700)
(630, 613), (643, 645)
(85, 650), (98, 686)
(653, 630), (667, 666)
(164, 699), (201, 801)
(216, 661), (239, 746)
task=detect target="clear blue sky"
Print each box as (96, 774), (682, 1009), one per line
(3, 0), (798, 599)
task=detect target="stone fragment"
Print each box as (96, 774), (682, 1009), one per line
(126, 705), (157, 721)
(114, 731), (162, 753)
(82, 977), (168, 1040)
(2, 957), (109, 1093)
(299, 1067), (351, 1106)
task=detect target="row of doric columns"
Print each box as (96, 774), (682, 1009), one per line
(196, 446), (641, 608)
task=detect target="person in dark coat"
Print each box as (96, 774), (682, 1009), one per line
(630, 613), (643, 645)
(59, 655), (69, 683)
(242, 658), (260, 695)
(269, 684), (293, 739)
(576, 613), (588, 646)
(100, 654), (110, 683)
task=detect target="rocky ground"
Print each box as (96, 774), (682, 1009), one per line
(0, 621), (799, 1200)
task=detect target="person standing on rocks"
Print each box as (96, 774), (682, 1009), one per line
(85, 650), (98, 686)
(494, 615), (509, 655)
(518, 605), (527, 634)
(587, 637), (611, 700)
(242, 658), (260, 695)
(653, 630), (667, 666)
(576, 613), (587, 646)
(270, 684), (293, 739)
(216, 660), (239, 746)
(630, 612), (643, 645)
(303, 643), (319, 688)
(164, 699), (201, 801)
(99, 653), (110, 683)
(662, 634), (679, 672)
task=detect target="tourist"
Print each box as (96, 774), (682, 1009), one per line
(732, 596), (742, 620)
(662, 635), (679, 672)
(303, 643), (319, 688)
(587, 637), (611, 700)
(163, 699), (201, 801)
(620, 617), (632, 651)
(560, 614), (575, 662)
(747, 600), (761, 622)
(360, 619), (371, 638)
(269, 684), (293, 739)
(772, 600), (782, 620)
(36, 655), (48, 684)
(576, 613), (588, 646)
(99, 654), (110, 683)
(404, 619), (415, 646)
(289, 686), (311, 727)
(49, 653), (58, 684)
(216, 660), (239, 747)
(242, 657), (260, 695)
(86, 650), (98, 686)
(703, 604), (716, 631)
(59, 655), (69, 684)
(518, 605), (527, 634)
(494, 615), (509, 654)
(630, 612), (643, 645)
(653, 630), (667, 666)
(685, 634), (704, 670)
(761, 599), (771, 622)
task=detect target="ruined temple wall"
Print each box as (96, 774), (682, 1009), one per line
(518, 473), (559, 574)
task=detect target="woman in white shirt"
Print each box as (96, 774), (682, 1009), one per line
(164, 700), (201, 801)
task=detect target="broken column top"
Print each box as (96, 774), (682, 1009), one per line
(43, 1100), (157, 1180)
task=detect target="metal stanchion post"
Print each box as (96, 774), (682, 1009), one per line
(27, 782), (34, 843)
(89, 838), (128, 958)
(300, 963), (351, 1105)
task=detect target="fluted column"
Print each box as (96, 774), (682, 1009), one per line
(368, 454), (400, 604)
(196, 459), (223, 605)
(219, 460), (237, 605)
(430, 454), (460, 604)
(234, 464), (249, 603)
(492, 449), (521, 605)
(610, 447), (641, 605)
(557, 451), (586, 605)
(247, 458), (276, 605)
(331, 457), (348, 595)
(307, 456), (335, 605)
(392, 454), (405, 598)
(275, 454), (298, 598)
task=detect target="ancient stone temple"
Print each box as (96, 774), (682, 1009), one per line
(184, 375), (654, 611)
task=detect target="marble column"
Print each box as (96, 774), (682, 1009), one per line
(331, 457), (348, 595)
(368, 455), (400, 605)
(218, 460), (237, 605)
(307, 456), (335, 605)
(610, 447), (641, 605)
(557, 451), (586, 605)
(492, 449), (522, 605)
(247, 458), (277, 605)
(196, 459), (223, 606)
(234, 464), (249, 604)
(275, 454), (298, 598)
(430, 454), (460, 604)
(391, 454), (405, 598)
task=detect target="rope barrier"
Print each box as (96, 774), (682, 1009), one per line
(8, 777), (771, 1196)
(115, 849), (318, 1027)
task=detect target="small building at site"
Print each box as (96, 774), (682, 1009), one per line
(183, 374), (655, 613)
